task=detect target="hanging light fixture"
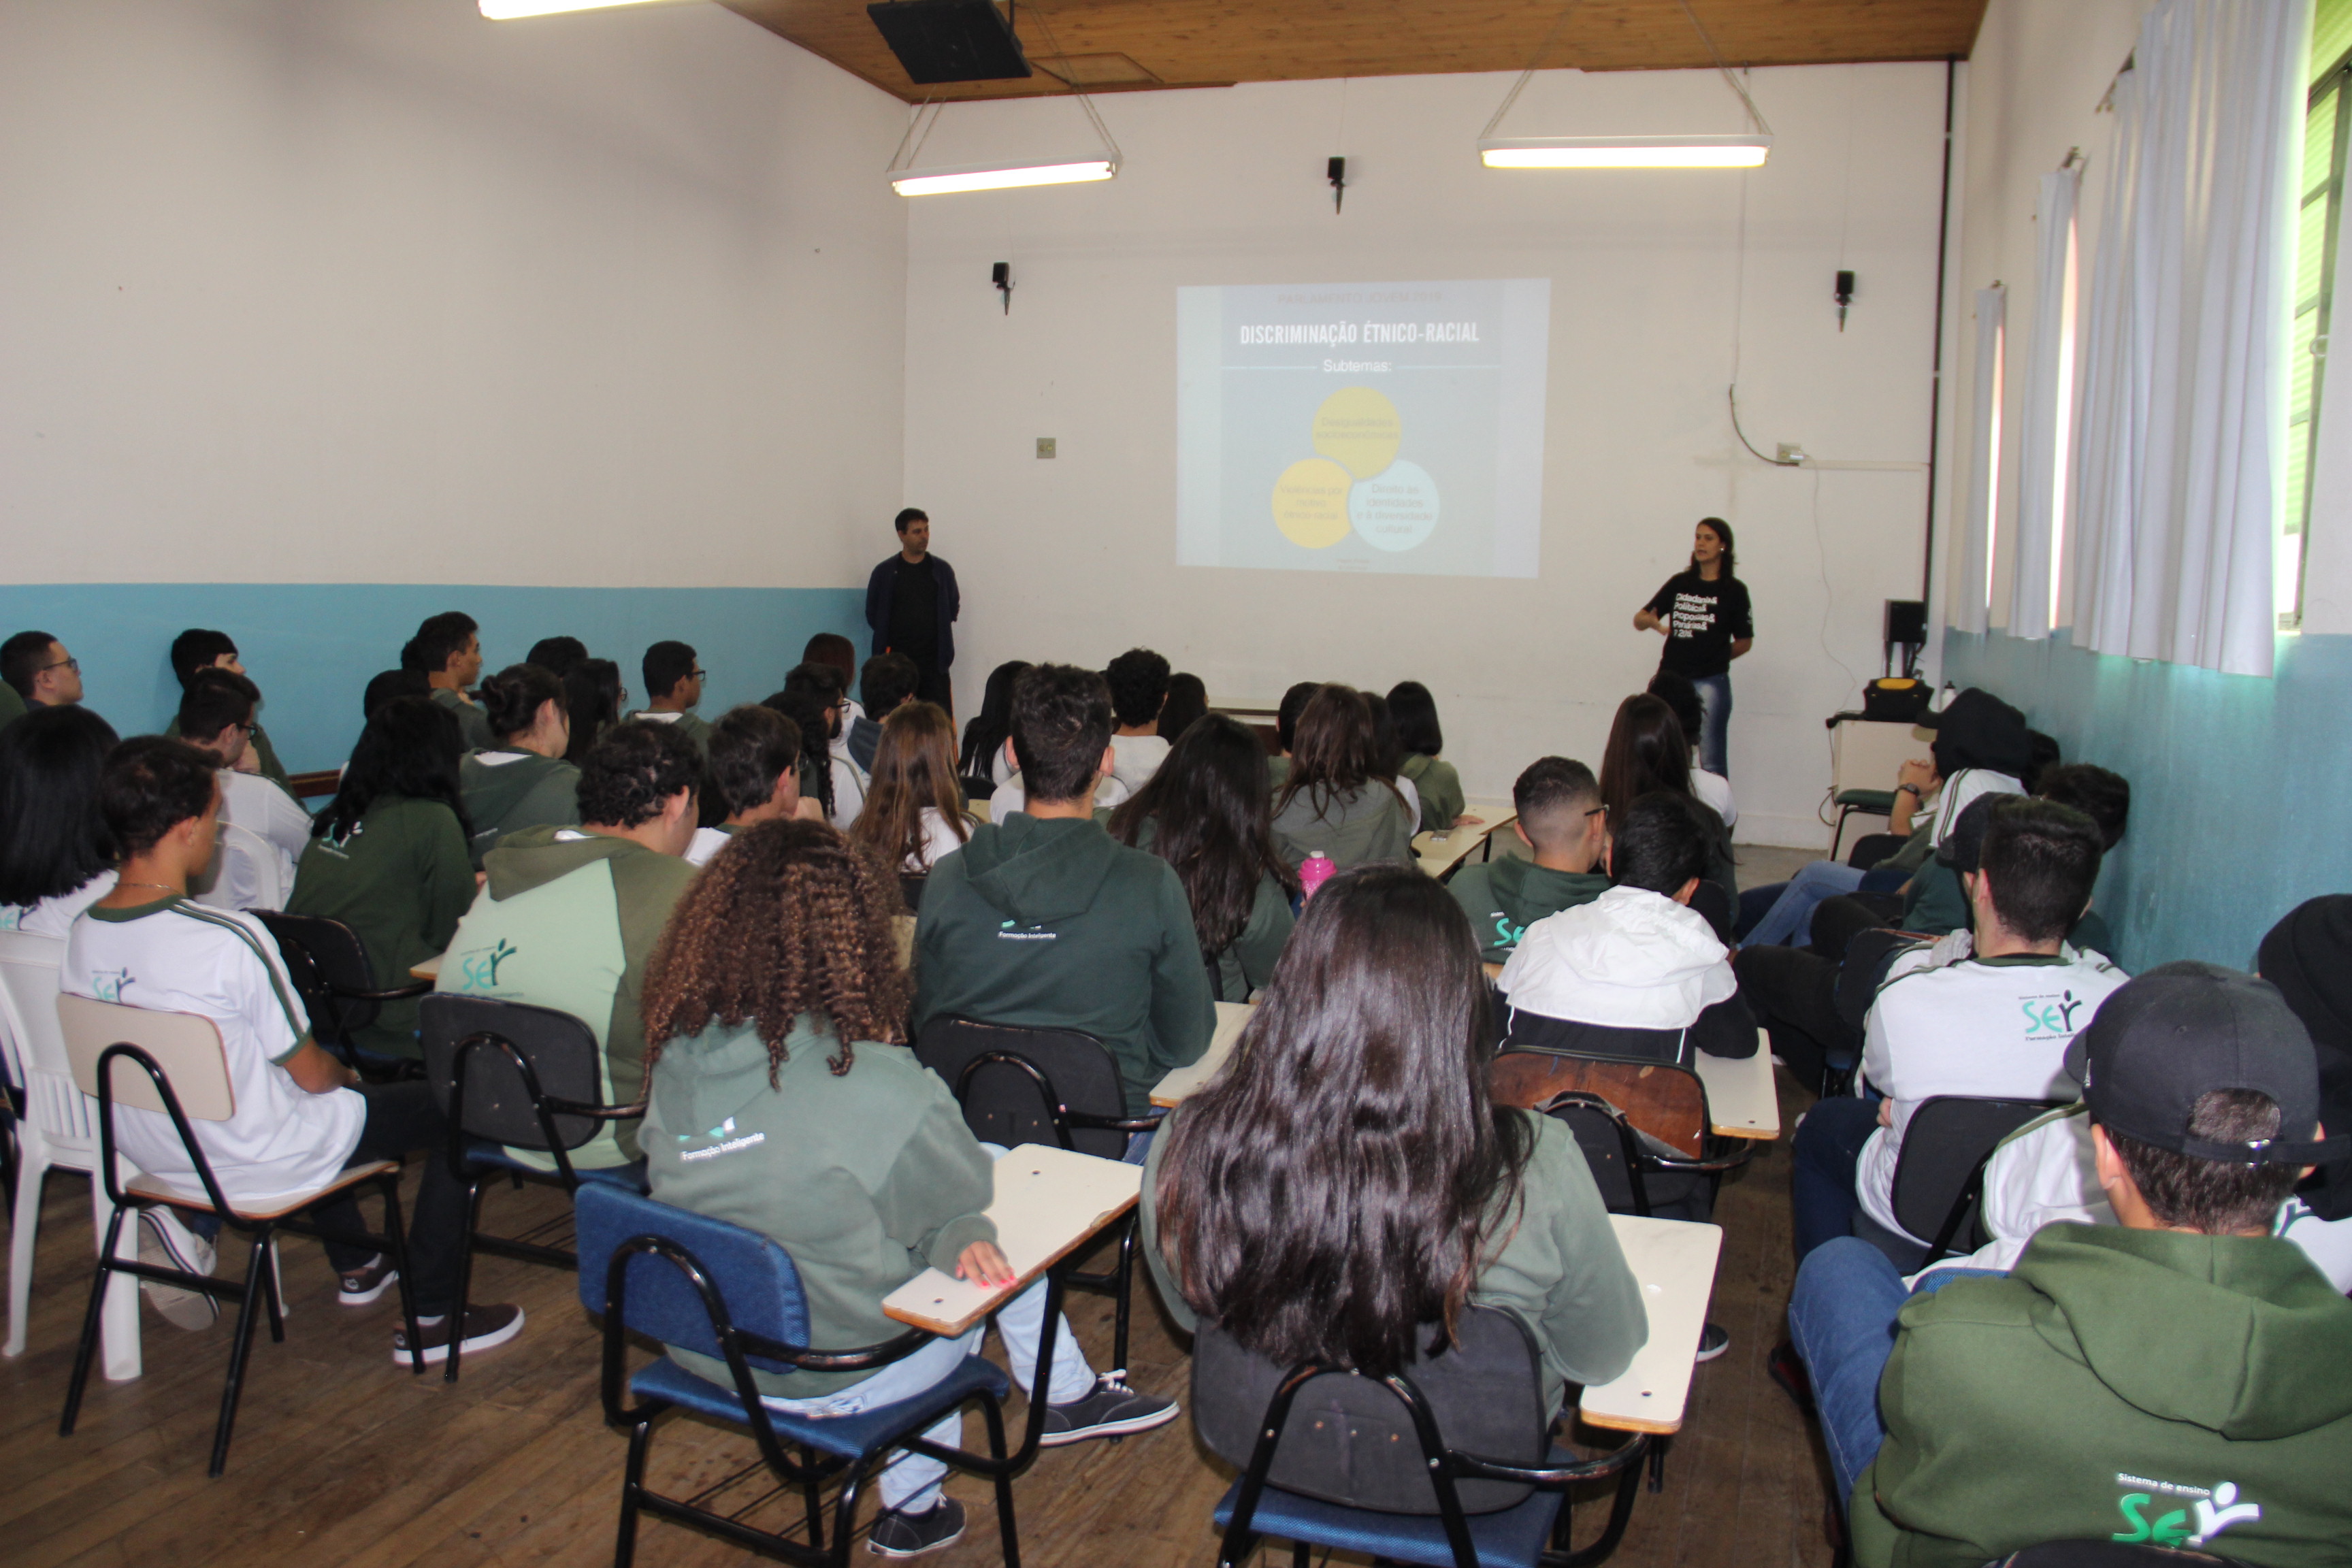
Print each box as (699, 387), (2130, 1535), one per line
(1477, 0), (1773, 170)
(479, 0), (697, 18)
(885, 1), (1121, 196)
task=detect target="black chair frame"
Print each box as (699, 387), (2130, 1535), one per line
(1895, 1096), (2070, 1269)
(598, 1232), (1083, 1567)
(1217, 1358), (1653, 1568)
(254, 910), (432, 1078)
(61, 1043), (425, 1475)
(1537, 1090), (1754, 1220)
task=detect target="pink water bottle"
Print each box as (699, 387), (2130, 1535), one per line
(1298, 851), (1337, 900)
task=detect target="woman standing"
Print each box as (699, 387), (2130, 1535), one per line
(1633, 517), (1752, 777)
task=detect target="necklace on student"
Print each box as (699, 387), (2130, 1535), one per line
(116, 881), (182, 896)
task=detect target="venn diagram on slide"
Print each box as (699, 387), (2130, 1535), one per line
(1269, 387), (1439, 553)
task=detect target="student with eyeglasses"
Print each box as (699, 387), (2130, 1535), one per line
(0, 630), (84, 724)
(176, 667), (314, 911)
(630, 640), (712, 756)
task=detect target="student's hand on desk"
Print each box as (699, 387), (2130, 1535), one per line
(955, 1241), (1016, 1289)
(1456, 813), (1486, 828)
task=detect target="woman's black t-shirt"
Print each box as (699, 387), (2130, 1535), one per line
(1644, 571), (1753, 679)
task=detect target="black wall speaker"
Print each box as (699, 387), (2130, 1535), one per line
(867, 0), (1032, 84)
(1884, 599), (1928, 646)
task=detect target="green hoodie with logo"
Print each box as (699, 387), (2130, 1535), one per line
(644, 1014), (996, 1398)
(458, 751), (581, 869)
(1446, 856), (1611, 963)
(434, 825), (699, 1165)
(913, 814), (1215, 1117)
(1855, 1223), (2352, 1568)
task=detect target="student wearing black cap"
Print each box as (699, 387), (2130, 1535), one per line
(1787, 962), (2352, 1566)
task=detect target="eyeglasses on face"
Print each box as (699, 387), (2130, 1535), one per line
(42, 657), (79, 674)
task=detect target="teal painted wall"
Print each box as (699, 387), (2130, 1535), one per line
(1942, 629), (2352, 973)
(0, 583), (868, 775)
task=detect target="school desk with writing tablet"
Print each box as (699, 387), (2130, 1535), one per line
(881, 1144), (1143, 1339)
(408, 952), (443, 982)
(1693, 1045), (1780, 1139)
(1578, 1215), (1722, 1435)
(1149, 1000), (1253, 1108)
(1412, 798), (1516, 882)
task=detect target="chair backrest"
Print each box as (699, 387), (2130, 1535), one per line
(252, 909), (383, 1047)
(1537, 1097), (1647, 1213)
(1192, 1305), (1550, 1516)
(1889, 1095), (2066, 1252)
(191, 821), (287, 913)
(419, 992), (608, 1151)
(1488, 1052), (1706, 1159)
(915, 1017), (1131, 1159)
(0, 928), (97, 1150)
(574, 1183), (812, 1377)
(55, 994), (237, 1122)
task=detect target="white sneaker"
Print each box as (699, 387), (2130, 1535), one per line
(137, 1209), (219, 1330)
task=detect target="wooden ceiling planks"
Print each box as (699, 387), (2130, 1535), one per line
(719, 0), (1989, 104)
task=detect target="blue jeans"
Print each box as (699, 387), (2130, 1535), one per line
(1791, 1094), (1881, 1260)
(1787, 1239), (2001, 1509)
(1745, 861), (1868, 948)
(1691, 672), (1732, 777)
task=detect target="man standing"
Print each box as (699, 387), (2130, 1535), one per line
(865, 508), (959, 716)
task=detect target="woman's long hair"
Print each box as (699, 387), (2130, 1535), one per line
(958, 659), (1031, 782)
(313, 695), (472, 843)
(1688, 516), (1737, 578)
(1109, 715), (1300, 955)
(1272, 684), (1405, 824)
(1386, 681), (1444, 757)
(641, 818), (911, 1079)
(0, 706), (120, 906)
(1153, 864), (1531, 1376)
(849, 702), (968, 871)
(564, 657), (623, 764)
(1599, 693), (1693, 827)
(1156, 673), (1208, 742)
(766, 688), (836, 821)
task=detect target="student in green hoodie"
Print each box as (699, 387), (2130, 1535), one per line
(914, 664), (1215, 1128)
(1387, 680), (1472, 834)
(458, 663), (581, 868)
(435, 720), (702, 1167)
(640, 817), (1178, 1558)
(1448, 757), (1610, 964)
(1269, 683), (1416, 873)
(1789, 963), (2352, 1568)
(630, 640), (713, 756)
(1263, 679), (1319, 794)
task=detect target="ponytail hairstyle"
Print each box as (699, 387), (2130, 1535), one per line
(480, 663), (566, 745)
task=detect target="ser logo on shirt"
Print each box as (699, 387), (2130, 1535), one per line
(455, 937), (519, 990)
(89, 966), (135, 1004)
(2021, 989), (2089, 1039)
(1488, 912), (1524, 952)
(2112, 1477), (2260, 1549)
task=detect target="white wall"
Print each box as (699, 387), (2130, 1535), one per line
(901, 64), (1951, 847)
(0, 0), (909, 591)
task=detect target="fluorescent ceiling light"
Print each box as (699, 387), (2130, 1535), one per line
(480, 0), (697, 19)
(890, 159), (1117, 197)
(1480, 135), (1771, 169)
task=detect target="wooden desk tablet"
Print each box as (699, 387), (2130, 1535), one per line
(881, 1144), (1143, 1339)
(408, 952), (443, 982)
(1693, 1045), (1780, 1140)
(1148, 1000), (1253, 1108)
(1577, 1215), (1722, 1435)
(1411, 798), (1515, 882)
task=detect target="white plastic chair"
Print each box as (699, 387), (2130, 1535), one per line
(0, 929), (139, 1375)
(191, 821), (289, 913)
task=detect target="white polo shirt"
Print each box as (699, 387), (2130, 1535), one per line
(61, 896), (365, 1207)
(1, 870), (116, 938)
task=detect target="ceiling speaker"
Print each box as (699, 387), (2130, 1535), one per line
(867, 0), (1032, 84)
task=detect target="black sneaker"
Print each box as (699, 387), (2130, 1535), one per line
(1694, 1322), (1730, 1362)
(338, 1254), (399, 1306)
(1039, 1375), (1180, 1446)
(391, 1303), (525, 1365)
(866, 1498), (965, 1558)
(1767, 1340), (1815, 1413)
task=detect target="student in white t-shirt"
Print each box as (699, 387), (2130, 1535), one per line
(0, 705), (120, 937)
(1789, 798), (2127, 1260)
(61, 737), (523, 1365)
(847, 700), (973, 876)
(176, 668), (313, 911)
(1104, 647), (1173, 797)
(685, 704), (817, 868)
(779, 663), (868, 829)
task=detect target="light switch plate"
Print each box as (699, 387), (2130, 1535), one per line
(1036, 437), (1056, 459)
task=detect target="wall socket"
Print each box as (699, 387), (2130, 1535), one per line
(1036, 437), (1056, 459)
(1776, 442), (1808, 463)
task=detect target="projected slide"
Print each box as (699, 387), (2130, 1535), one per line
(1176, 278), (1550, 578)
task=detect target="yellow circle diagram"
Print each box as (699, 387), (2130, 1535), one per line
(1270, 457), (1356, 549)
(1311, 386), (1403, 480)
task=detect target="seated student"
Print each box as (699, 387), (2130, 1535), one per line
(847, 700), (972, 876)
(1104, 647), (1173, 796)
(1264, 679), (1320, 793)
(1788, 964), (2352, 1565)
(2263, 897), (2352, 1243)
(1156, 672), (1207, 742)
(287, 697), (478, 1062)
(1141, 864), (1646, 1420)
(167, 629), (290, 789)
(563, 656), (623, 765)
(459, 663), (581, 868)
(1646, 671), (1735, 831)
(801, 631), (865, 734)
(1107, 713), (1298, 1003)
(524, 636), (586, 678)
(630, 640), (710, 755)
(641, 821), (1172, 1556)
(1897, 762), (2129, 952)
(434, 721), (702, 1169)
(0, 706), (120, 934)
(1788, 799), (2128, 1261)
(1497, 791), (1757, 1066)
(1599, 693), (1736, 918)
(64, 737), (519, 1361)
(1, 630), (84, 717)
(956, 659), (1030, 798)
(1448, 757), (1610, 964)
(685, 704), (808, 868)
(779, 662), (868, 828)
(1387, 680), (1471, 834)
(846, 651), (918, 774)
(1738, 751), (1940, 949)
(913, 664), (1215, 1125)
(1269, 684), (1415, 872)
(176, 669), (313, 911)
(363, 667), (432, 719)
(1365, 691), (1420, 832)
(404, 611), (493, 751)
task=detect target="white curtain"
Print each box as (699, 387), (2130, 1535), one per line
(1955, 286), (2006, 636)
(2067, 0), (2306, 677)
(2008, 167), (2080, 640)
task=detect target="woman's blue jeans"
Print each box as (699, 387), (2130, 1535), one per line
(1692, 672), (1733, 777)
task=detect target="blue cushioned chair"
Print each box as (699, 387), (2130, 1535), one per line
(1196, 1307), (1650, 1568)
(421, 993), (651, 1383)
(574, 1185), (1024, 1568)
